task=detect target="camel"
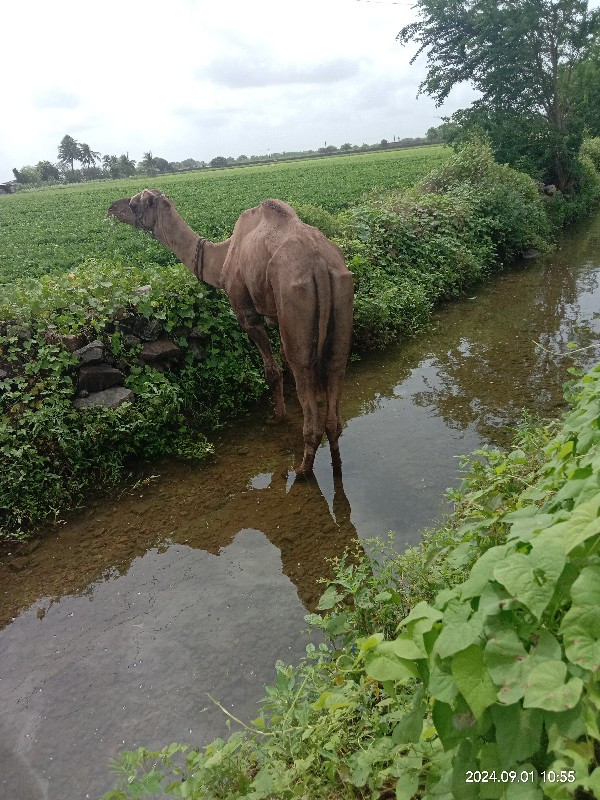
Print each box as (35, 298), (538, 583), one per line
(108, 189), (354, 474)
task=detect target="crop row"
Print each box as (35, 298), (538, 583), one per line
(0, 147), (447, 283)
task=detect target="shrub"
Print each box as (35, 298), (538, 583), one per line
(293, 202), (342, 239)
(581, 137), (600, 172)
(422, 137), (553, 261)
(0, 260), (265, 538)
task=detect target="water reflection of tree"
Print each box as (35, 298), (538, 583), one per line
(411, 233), (600, 445)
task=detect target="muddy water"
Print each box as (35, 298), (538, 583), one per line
(1, 214), (600, 800)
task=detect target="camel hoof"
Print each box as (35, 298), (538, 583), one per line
(296, 457), (315, 476)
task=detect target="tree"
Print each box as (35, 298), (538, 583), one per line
(57, 134), (82, 176)
(12, 167), (28, 183)
(118, 154), (136, 176)
(79, 143), (101, 174)
(398, 0), (600, 189)
(36, 161), (61, 181)
(102, 154), (120, 178)
(210, 156), (228, 168)
(569, 44), (600, 136)
(153, 157), (172, 173)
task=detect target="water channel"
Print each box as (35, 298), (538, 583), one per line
(1, 213), (600, 800)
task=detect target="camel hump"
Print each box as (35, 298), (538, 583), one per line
(260, 199), (296, 218)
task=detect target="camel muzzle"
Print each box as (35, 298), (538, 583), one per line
(107, 198), (137, 226)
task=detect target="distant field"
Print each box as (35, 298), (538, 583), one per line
(0, 146), (448, 284)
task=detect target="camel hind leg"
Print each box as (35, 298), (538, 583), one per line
(291, 365), (324, 475)
(324, 273), (354, 473)
(324, 373), (344, 473)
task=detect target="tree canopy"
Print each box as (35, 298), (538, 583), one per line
(398, 0), (600, 187)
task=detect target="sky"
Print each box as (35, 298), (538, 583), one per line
(0, 0), (478, 182)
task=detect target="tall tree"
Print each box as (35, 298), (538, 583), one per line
(569, 43), (600, 136)
(118, 154), (136, 177)
(57, 135), (82, 176)
(140, 151), (156, 172)
(78, 143), (101, 173)
(398, 0), (600, 188)
(102, 154), (120, 179)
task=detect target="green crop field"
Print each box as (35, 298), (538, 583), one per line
(0, 146), (448, 284)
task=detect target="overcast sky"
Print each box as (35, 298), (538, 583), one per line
(0, 0), (478, 182)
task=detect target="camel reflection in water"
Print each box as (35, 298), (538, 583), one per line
(0, 458), (360, 628)
(169, 467), (359, 612)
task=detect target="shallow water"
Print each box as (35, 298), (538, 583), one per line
(1, 214), (600, 799)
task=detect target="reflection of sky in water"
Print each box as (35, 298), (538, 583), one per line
(0, 533), (315, 800)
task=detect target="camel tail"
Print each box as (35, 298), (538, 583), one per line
(313, 259), (333, 389)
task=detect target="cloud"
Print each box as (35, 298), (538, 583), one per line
(204, 52), (359, 89)
(32, 89), (80, 110)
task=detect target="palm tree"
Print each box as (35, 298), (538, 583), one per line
(141, 151), (156, 173)
(79, 143), (101, 174)
(57, 134), (81, 176)
(102, 154), (120, 179)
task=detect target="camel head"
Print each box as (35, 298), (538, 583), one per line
(108, 189), (171, 234)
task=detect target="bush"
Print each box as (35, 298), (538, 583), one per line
(293, 202), (342, 239)
(581, 137), (600, 172)
(422, 137), (553, 261)
(0, 260), (265, 537)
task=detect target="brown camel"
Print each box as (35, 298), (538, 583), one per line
(108, 189), (354, 474)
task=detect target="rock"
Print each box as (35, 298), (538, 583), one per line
(16, 326), (33, 342)
(73, 386), (134, 410)
(544, 184), (558, 195)
(78, 363), (125, 392)
(45, 330), (87, 352)
(112, 307), (128, 321)
(123, 334), (142, 349)
(132, 317), (162, 341)
(133, 285), (152, 297)
(0, 369), (7, 379)
(188, 341), (204, 360)
(189, 326), (207, 340)
(139, 339), (182, 362)
(73, 340), (104, 364)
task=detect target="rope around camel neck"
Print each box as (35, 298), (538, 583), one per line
(194, 238), (206, 281)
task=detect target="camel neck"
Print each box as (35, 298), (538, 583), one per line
(153, 210), (229, 289)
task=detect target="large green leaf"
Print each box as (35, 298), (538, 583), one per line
(560, 566), (600, 671)
(522, 661), (583, 712)
(543, 493), (600, 553)
(460, 544), (513, 599)
(491, 704), (543, 766)
(493, 533), (565, 619)
(364, 643), (419, 682)
(452, 644), (498, 719)
(485, 629), (528, 704)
